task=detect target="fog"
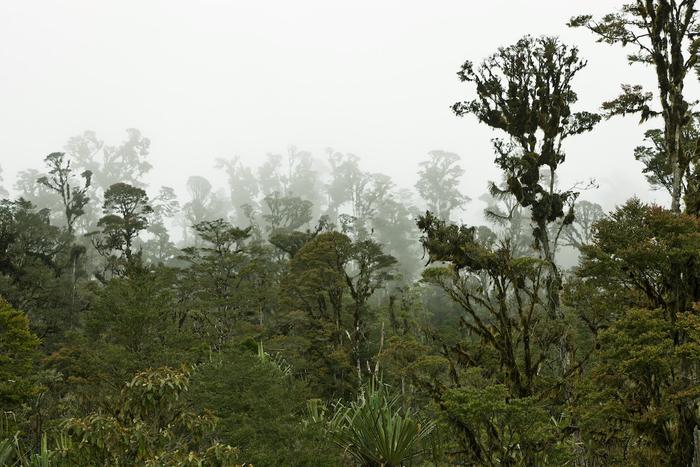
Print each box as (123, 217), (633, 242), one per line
(0, 0), (671, 223)
(7, 4), (700, 463)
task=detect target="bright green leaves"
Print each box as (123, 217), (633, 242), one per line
(578, 198), (700, 314)
(575, 307), (700, 464)
(61, 366), (242, 466)
(572, 199), (700, 464)
(444, 382), (571, 466)
(0, 298), (40, 408)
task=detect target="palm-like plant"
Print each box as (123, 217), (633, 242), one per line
(0, 432), (69, 467)
(0, 437), (13, 465)
(329, 381), (434, 467)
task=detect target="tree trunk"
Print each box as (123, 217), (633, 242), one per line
(671, 124), (684, 213)
(691, 425), (700, 467)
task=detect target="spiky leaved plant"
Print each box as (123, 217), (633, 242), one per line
(328, 379), (434, 467)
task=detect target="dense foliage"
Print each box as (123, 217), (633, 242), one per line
(4, 2), (700, 465)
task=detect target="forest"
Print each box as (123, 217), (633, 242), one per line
(3, 2), (700, 466)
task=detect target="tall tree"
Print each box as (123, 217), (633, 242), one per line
(278, 230), (355, 396)
(260, 147), (321, 202)
(142, 186), (180, 264)
(257, 153), (285, 196)
(216, 157), (260, 224)
(92, 183), (153, 276)
(325, 151), (394, 238)
(415, 150), (469, 221)
(570, 1), (700, 213)
(262, 192), (313, 232)
(0, 165), (7, 198)
(178, 219), (260, 344)
(416, 211), (570, 464)
(183, 175), (213, 229)
(453, 35), (600, 322)
(325, 151), (362, 221)
(37, 152), (92, 234)
(64, 129), (151, 191)
(283, 231), (350, 337)
(632, 115), (700, 215)
(560, 199), (604, 250)
(285, 146), (322, 210)
(13, 169), (63, 219)
(36, 152), (94, 319)
(278, 231), (395, 394)
(182, 176), (227, 242)
(344, 238), (397, 372)
(479, 184), (534, 258)
(371, 191), (422, 280)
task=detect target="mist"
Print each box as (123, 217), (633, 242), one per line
(0, 0), (671, 222)
(4, 2), (700, 465)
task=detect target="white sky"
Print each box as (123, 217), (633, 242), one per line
(0, 1), (676, 224)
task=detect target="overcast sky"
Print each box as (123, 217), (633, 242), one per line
(0, 1), (675, 223)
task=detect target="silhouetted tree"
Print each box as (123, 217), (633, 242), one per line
(571, 1), (700, 213)
(0, 165), (7, 198)
(37, 152), (92, 234)
(453, 35), (600, 321)
(91, 183), (153, 277)
(65, 129), (151, 190)
(415, 150), (469, 221)
(560, 199), (604, 249)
